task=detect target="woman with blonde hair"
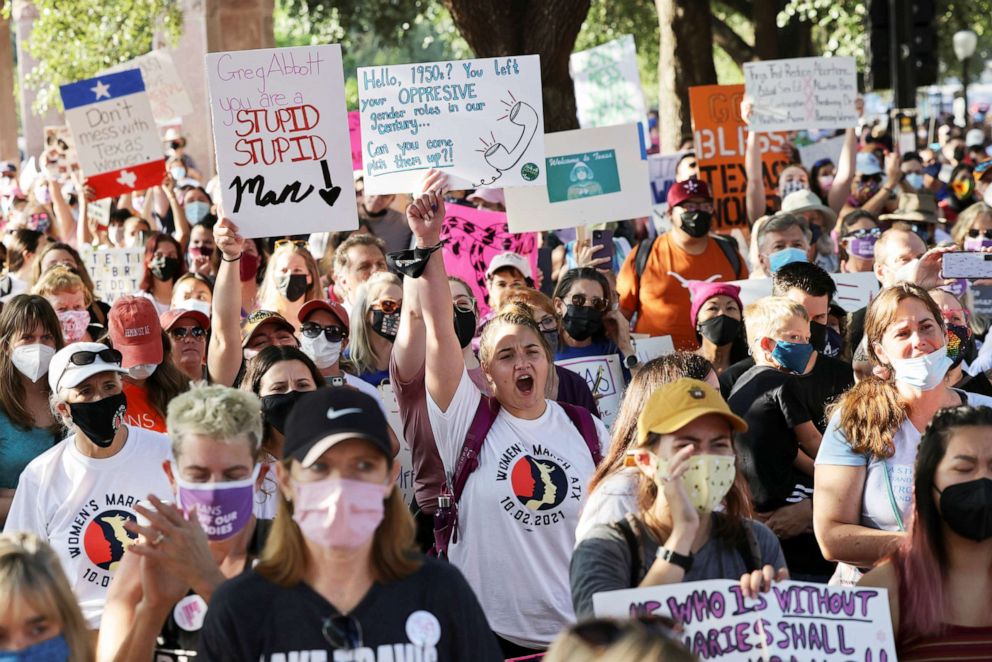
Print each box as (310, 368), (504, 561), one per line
(950, 201), (992, 248)
(347, 271), (402, 385)
(32, 266), (93, 343)
(256, 240), (321, 331)
(0, 532), (92, 661)
(814, 283), (992, 585)
(198, 388), (500, 659)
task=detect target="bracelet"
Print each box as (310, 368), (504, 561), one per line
(221, 253), (242, 262)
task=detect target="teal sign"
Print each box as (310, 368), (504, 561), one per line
(545, 149), (620, 203)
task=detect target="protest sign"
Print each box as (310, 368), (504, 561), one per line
(104, 49), (193, 123)
(357, 55), (545, 194)
(348, 111), (363, 171)
(729, 271), (879, 313)
(556, 355), (624, 429)
(439, 205), (537, 317)
(79, 246), (144, 303)
(206, 45), (359, 238)
(88, 198), (112, 228)
(60, 69), (165, 200)
(744, 56), (859, 133)
(689, 84), (791, 235)
(798, 135), (846, 171)
(570, 35), (647, 132)
(378, 383), (415, 504)
(649, 151), (686, 216)
(504, 123), (651, 233)
(594, 579), (896, 661)
(43, 126), (80, 177)
(632, 335), (675, 365)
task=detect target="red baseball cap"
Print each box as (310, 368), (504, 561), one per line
(160, 307), (211, 332)
(298, 299), (349, 327)
(667, 177), (712, 208)
(108, 296), (164, 368)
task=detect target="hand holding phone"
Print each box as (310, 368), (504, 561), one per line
(590, 229), (615, 266)
(941, 251), (992, 280)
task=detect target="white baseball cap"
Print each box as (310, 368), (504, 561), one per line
(486, 252), (532, 281)
(49, 342), (128, 394)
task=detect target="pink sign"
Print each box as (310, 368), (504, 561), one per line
(440, 205), (538, 317)
(349, 111), (362, 171)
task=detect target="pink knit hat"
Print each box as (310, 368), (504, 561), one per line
(687, 281), (743, 328)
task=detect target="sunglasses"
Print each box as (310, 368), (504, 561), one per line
(69, 348), (122, 367)
(371, 300), (400, 315)
(274, 239), (308, 250)
(168, 326), (207, 340)
(571, 616), (680, 648)
(322, 614), (363, 650)
(568, 293), (608, 312)
(969, 228), (992, 240)
(301, 322), (347, 342)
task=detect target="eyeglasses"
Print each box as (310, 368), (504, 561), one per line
(969, 228), (992, 240)
(371, 300), (400, 315)
(322, 614), (363, 650)
(680, 201), (713, 213)
(69, 348), (122, 367)
(274, 239), (308, 250)
(168, 326), (207, 340)
(453, 298), (475, 314)
(537, 315), (558, 332)
(568, 293), (608, 312)
(301, 322), (347, 342)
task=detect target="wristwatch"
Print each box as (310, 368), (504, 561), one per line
(624, 354), (639, 370)
(656, 546), (693, 572)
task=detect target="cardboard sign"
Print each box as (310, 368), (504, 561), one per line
(728, 271), (879, 313)
(689, 84), (791, 235)
(593, 580), (896, 661)
(357, 55), (546, 194)
(556, 354), (625, 429)
(104, 49), (193, 122)
(744, 56), (859, 132)
(649, 151), (687, 216)
(570, 35), (647, 131)
(79, 246), (145, 303)
(633, 335), (675, 365)
(798, 135), (846, 170)
(206, 45), (359, 238)
(439, 204), (538, 317)
(43, 125), (80, 176)
(60, 69), (166, 199)
(504, 124), (651, 233)
(378, 383), (415, 505)
(348, 110), (363, 171)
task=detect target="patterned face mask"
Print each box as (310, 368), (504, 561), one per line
(654, 453), (736, 513)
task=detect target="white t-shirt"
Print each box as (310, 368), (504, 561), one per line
(4, 426), (173, 628)
(574, 468), (639, 543)
(427, 368), (609, 648)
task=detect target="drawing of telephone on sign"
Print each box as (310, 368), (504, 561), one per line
(474, 94), (540, 187)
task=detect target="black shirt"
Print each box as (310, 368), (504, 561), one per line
(198, 557), (502, 662)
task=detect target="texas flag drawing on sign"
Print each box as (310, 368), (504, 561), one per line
(60, 69), (165, 200)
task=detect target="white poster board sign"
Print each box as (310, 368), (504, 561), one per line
(378, 383), (415, 505)
(798, 135), (846, 170)
(593, 580), (896, 661)
(633, 335), (675, 365)
(79, 246), (145, 303)
(744, 57), (858, 132)
(729, 271), (879, 313)
(206, 45), (359, 238)
(504, 123), (651, 233)
(104, 49), (193, 122)
(357, 55), (546, 194)
(649, 151), (686, 218)
(556, 354), (625, 429)
(570, 35), (647, 131)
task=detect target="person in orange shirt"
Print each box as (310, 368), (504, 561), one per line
(107, 296), (190, 433)
(617, 177), (747, 350)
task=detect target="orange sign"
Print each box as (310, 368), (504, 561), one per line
(688, 84), (790, 235)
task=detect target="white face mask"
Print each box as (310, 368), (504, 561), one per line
(177, 299), (211, 318)
(128, 363), (158, 380)
(299, 333), (342, 370)
(243, 347), (259, 361)
(889, 344), (953, 391)
(11, 344), (56, 383)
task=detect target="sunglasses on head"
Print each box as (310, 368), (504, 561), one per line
(168, 326), (206, 340)
(969, 228), (992, 240)
(274, 239), (308, 250)
(69, 348), (122, 367)
(301, 322), (347, 343)
(568, 293), (608, 312)
(571, 615), (680, 648)
(322, 614), (362, 650)
(371, 300), (400, 315)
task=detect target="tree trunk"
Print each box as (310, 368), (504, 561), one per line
(752, 0), (780, 61)
(444, 0), (590, 132)
(656, 0), (718, 152)
(0, 13), (18, 162)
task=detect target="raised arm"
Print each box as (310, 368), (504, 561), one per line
(741, 99), (767, 223)
(208, 218), (246, 386)
(829, 128), (858, 213)
(48, 178), (76, 243)
(163, 175), (191, 249)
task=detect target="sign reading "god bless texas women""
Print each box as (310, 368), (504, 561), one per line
(206, 45), (358, 238)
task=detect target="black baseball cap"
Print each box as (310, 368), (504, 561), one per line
(283, 388), (392, 467)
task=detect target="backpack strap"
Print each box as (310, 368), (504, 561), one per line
(712, 234), (743, 280)
(451, 395), (500, 504)
(611, 513), (645, 588)
(735, 519), (763, 574)
(558, 401), (603, 466)
(632, 237), (657, 314)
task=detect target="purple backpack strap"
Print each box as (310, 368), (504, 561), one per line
(558, 402), (603, 466)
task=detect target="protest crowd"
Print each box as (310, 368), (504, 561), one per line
(4, 13), (992, 662)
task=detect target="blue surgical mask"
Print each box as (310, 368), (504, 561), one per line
(771, 340), (813, 374)
(170, 166), (187, 181)
(905, 173), (924, 190)
(890, 344), (953, 391)
(185, 200), (210, 224)
(768, 247), (808, 273)
(0, 634), (70, 662)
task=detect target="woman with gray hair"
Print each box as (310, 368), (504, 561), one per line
(3, 342), (173, 631)
(96, 382), (269, 662)
(347, 271), (402, 386)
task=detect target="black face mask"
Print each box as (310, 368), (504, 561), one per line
(679, 211), (712, 238)
(68, 392), (128, 448)
(953, 145), (967, 163)
(809, 321), (828, 354)
(562, 305), (604, 341)
(543, 329), (560, 355)
(150, 257), (180, 282)
(370, 310), (400, 342)
(261, 391), (304, 435)
(938, 478), (992, 542)
(278, 274), (309, 302)
(697, 315), (741, 346)
(453, 308), (477, 349)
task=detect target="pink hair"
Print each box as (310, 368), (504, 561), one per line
(890, 500), (944, 638)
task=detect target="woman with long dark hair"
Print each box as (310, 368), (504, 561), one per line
(138, 233), (186, 315)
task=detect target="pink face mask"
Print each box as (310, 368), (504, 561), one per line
(292, 477), (389, 549)
(57, 310), (90, 343)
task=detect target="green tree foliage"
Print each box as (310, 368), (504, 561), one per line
(2, 0), (183, 114)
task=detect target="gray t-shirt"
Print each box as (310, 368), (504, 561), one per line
(570, 513), (787, 620)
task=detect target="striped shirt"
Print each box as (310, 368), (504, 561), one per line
(899, 624), (992, 661)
